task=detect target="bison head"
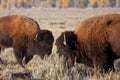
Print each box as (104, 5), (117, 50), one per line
(55, 31), (78, 67)
(25, 30), (54, 64)
(34, 30), (54, 59)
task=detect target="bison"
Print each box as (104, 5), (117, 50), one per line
(55, 14), (120, 73)
(0, 15), (54, 68)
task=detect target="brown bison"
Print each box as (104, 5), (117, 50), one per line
(0, 15), (54, 68)
(56, 14), (120, 72)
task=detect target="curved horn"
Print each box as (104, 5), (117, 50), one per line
(63, 32), (67, 46)
(34, 32), (39, 41)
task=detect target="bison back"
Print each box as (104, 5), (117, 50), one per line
(0, 15), (40, 48)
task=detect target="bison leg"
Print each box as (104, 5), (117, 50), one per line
(13, 47), (26, 68)
(0, 47), (5, 65)
(24, 54), (33, 64)
(91, 53), (109, 73)
(0, 58), (4, 64)
(0, 48), (3, 64)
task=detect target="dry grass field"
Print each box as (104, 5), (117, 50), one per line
(0, 8), (120, 80)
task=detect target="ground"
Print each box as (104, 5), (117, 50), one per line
(0, 8), (120, 80)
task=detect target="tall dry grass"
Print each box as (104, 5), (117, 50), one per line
(0, 48), (120, 80)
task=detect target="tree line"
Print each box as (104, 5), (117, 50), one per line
(0, 0), (120, 9)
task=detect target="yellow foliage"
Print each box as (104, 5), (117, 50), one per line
(62, 0), (70, 8)
(116, 0), (120, 7)
(89, 0), (111, 7)
(23, 0), (32, 5)
(116, 0), (120, 4)
(0, 0), (2, 8)
(56, 0), (62, 8)
(6, 0), (12, 8)
(89, 0), (96, 5)
(89, 0), (104, 7)
(1, 0), (6, 8)
(97, 0), (103, 7)
(56, 0), (70, 8)
(24, 0), (28, 3)
(16, 0), (23, 8)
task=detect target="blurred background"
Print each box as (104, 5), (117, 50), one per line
(0, 0), (120, 9)
(0, 0), (120, 80)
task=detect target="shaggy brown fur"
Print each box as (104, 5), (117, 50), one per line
(56, 14), (120, 72)
(0, 15), (54, 68)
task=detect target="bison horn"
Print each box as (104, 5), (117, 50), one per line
(63, 32), (67, 46)
(34, 33), (39, 41)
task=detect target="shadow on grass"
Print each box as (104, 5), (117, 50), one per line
(11, 71), (34, 80)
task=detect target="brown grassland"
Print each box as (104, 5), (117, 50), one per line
(0, 8), (120, 80)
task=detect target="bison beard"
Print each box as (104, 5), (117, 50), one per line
(56, 14), (120, 73)
(0, 15), (54, 69)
